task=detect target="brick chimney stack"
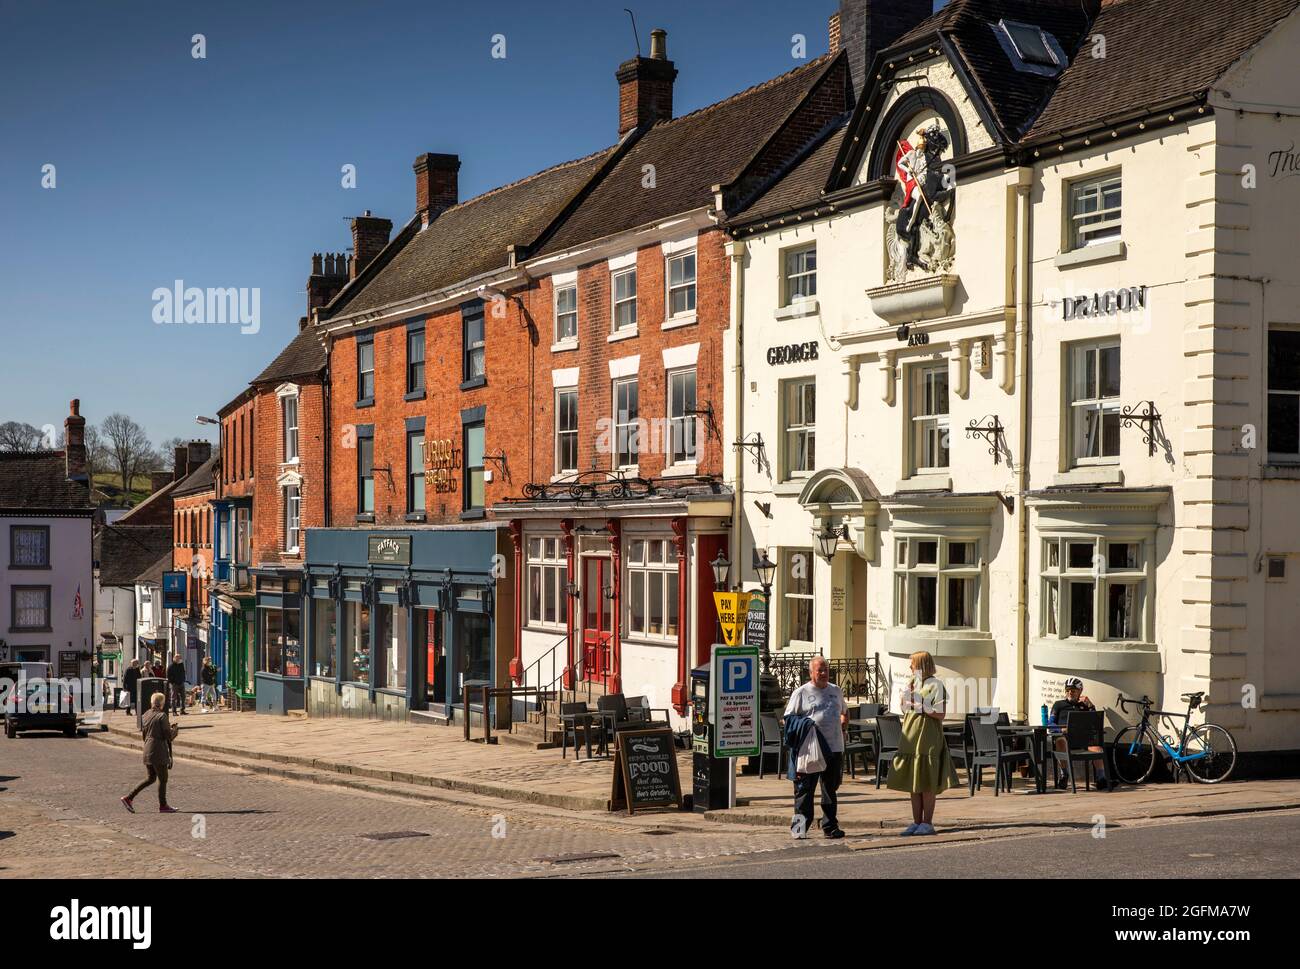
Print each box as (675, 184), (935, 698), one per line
(837, 0), (933, 100)
(413, 153), (460, 229)
(307, 251), (350, 316)
(64, 398), (87, 482)
(616, 28), (677, 137)
(173, 446), (187, 481)
(350, 211), (393, 281)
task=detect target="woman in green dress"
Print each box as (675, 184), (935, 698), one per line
(887, 650), (959, 835)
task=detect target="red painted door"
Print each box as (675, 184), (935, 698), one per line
(581, 557), (612, 681)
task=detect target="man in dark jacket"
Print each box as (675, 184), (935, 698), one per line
(166, 653), (187, 715)
(122, 660), (142, 715)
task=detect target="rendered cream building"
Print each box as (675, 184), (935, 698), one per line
(725, 0), (1300, 760)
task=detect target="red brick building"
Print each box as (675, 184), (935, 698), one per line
(169, 446), (214, 681)
(310, 27), (854, 724)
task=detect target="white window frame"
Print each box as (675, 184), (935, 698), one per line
(1068, 340), (1122, 467)
(283, 486), (301, 554)
(910, 363), (950, 474)
(624, 537), (679, 643)
(782, 377), (816, 479)
(613, 376), (639, 470)
(555, 387), (578, 474)
(554, 276), (578, 346)
(892, 535), (983, 631)
(782, 244), (817, 306)
(235, 507), (251, 566)
(282, 394), (299, 464)
(1067, 172), (1122, 251)
(780, 547), (814, 648)
(665, 249), (697, 321)
(667, 367), (697, 468)
(612, 267), (638, 332)
(526, 535), (568, 630)
(1267, 326), (1300, 463)
(1040, 535), (1150, 643)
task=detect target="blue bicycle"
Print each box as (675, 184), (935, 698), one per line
(1111, 692), (1237, 785)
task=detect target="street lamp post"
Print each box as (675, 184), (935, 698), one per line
(710, 551), (730, 646)
(755, 550), (777, 676)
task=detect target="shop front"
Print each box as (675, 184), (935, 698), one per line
(302, 526), (510, 724)
(498, 475), (733, 728)
(252, 569), (304, 716)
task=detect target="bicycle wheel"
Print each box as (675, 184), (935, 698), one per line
(1183, 723), (1237, 784)
(1111, 725), (1157, 785)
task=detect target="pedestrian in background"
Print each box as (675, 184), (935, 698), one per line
(199, 657), (217, 712)
(166, 652), (187, 714)
(121, 692), (179, 814)
(888, 650), (959, 836)
(122, 659), (141, 715)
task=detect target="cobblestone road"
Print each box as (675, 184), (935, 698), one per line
(0, 733), (803, 878)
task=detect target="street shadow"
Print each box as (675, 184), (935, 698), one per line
(178, 809), (274, 816)
(0, 831), (14, 840)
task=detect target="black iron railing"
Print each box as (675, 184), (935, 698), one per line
(770, 650), (887, 704)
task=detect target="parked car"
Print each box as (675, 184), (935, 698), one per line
(0, 662), (80, 738)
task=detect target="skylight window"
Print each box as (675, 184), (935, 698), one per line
(993, 19), (1066, 77)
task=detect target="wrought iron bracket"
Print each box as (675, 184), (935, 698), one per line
(1121, 400), (1164, 457)
(965, 415), (1006, 465)
(483, 451), (510, 484)
(732, 432), (767, 472)
(684, 399), (719, 443)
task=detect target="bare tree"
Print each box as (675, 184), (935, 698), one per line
(100, 413), (154, 494)
(0, 421), (44, 451)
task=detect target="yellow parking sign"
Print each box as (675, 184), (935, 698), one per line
(713, 591), (751, 646)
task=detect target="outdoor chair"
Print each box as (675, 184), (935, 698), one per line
(843, 706), (871, 779)
(873, 714), (902, 788)
(945, 720), (970, 776)
(968, 718), (1033, 796)
(624, 694), (672, 726)
(596, 693), (632, 744)
(759, 714), (786, 779)
(1051, 710), (1107, 793)
(559, 701), (591, 760)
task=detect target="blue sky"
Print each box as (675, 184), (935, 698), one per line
(0, 0), (931, 445)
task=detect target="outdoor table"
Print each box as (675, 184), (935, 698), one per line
(998, 724), (1055, 794)
(566, 710), (614, 760)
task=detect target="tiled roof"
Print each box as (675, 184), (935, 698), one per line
(252, 325), (327, 384)
(0, 451), (93, 512)
(335, 150), (617, 316)
(1027, 0), (1300, 138)
(538, 56), (839, 254)
(171, 455), (216, 497)
(97, 525), (173, 587)
(892, 0), (1094, 142)
(739, 121), (848, 222)
(135, 550), (175, 587)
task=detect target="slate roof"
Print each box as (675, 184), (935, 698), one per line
(171, 455), (216, 497)
(97, 525), (173, 587)
(537, 55), (840, 254)
(0, 451), (93, 512)
(336, 150), (617, 316)
(1027, 0), (1300, 138)
(252, 325), (327, 385)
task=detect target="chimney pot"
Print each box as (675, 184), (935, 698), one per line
(616, 30), (677, 137)
(64, 399), (86, 482)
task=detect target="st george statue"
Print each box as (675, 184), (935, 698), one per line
(887, 123), (956, 280)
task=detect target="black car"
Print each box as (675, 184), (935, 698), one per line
(0, 662), (80, 738)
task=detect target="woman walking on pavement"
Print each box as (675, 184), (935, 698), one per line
(121, 692), (179, 814)
(887, 650), (959, 836)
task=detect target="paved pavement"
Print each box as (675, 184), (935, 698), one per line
(599, 809), (1300, 880)
(89, 707), (1300, 848)
(0, 732), (797, 878)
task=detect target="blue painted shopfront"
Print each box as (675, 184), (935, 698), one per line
(302, 527), (500, 718)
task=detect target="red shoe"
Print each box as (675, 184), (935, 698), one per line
(159, 805), (178, 814)
(120, 796), (135, 814)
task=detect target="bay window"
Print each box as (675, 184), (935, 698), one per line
(1041, 535), (1148, 641)
(893, 536), (982, 630)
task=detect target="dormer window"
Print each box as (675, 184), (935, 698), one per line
(993, 19), (1066, 77)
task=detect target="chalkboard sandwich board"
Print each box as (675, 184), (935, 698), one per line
(608, 727), (682, 815)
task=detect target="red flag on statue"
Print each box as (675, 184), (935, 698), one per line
(895, 140), (918, 206)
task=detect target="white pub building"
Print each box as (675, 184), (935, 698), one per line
(725, 0), (1300, 763)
